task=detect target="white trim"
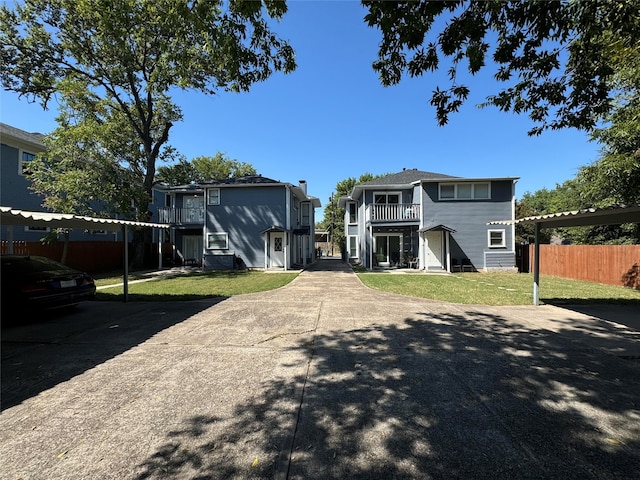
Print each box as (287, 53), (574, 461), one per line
(206, 188), (220, 205)
(373, 191), (402, 204)
(347, 234), (359, 259)
(18, 149), (36, 176)
(347, 201), (357, 224)
(207, 232), (228, 250)
(488, 229), (506, 248)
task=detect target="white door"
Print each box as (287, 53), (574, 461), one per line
(426, 231), (444, 269)
(269, 232), (285, 267)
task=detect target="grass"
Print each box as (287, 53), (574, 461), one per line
(95, 270), (298, 301)
(357, 272), (640, 306)
(92, 268), (640, 305)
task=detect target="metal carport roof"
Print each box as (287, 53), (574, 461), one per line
(489, 205), (640, 305)
(1, 206), (170, 301)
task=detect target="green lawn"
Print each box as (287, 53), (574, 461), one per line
(96, 271), (298, 301)
(357, 272), (640, 306)
(93, 269), (640, 305)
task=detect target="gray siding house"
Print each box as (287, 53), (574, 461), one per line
(157, 176), (321, 270)
(339, 169), (518, 272)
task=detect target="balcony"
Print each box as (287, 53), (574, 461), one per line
(158, 207), (205, 225)
(370, 203), (420, 222)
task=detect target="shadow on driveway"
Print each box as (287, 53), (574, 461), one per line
(135, 308), (640, 479)
(1, 298), (225, 411)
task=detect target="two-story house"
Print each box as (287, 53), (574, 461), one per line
(0, 122), (130, 243)
(156, 175), (321, 270)
(339, 169), (518, 272)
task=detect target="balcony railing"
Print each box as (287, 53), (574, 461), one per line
(158, 207), (205, 225)
(370, 203), (420, 222)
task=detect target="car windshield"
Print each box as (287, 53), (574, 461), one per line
(1, 256), (70, 273)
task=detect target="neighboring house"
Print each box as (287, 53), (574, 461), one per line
(0, 122), (127, 243)
(156, 175), (321, 270)
(339, 168), (518, 272)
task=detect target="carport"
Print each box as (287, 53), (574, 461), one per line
(1, 206), (170, 301)
(490, 205), (640, 305)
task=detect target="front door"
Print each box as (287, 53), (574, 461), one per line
(426, 231), (444, 269)
(269, 232), (285, 267)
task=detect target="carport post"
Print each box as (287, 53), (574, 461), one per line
(123, 225), (129, 303)
(533, 222), (541, 306)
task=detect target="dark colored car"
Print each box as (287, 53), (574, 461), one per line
(1, 255), (96, 316)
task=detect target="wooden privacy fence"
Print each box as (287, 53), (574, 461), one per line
(1, 241), (124, 272)
(527, 244), (640, 289)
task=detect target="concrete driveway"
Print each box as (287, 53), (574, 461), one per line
(1, 258), (639, 479)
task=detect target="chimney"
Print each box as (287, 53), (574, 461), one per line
(299, 180), (307, 195)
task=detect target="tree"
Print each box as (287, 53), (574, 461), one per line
(156, 153), (257, 186)
(362, 0), (640, 135)
(1, 0), (295, 225)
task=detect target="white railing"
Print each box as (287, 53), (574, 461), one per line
(370, 203), (420, 222)
(157, 207), (205, 224)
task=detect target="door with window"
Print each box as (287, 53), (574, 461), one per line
(269, 232), (285, 267)
(374, 234), (402, 266)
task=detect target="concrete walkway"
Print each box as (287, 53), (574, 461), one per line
(1, 257), (639, 479)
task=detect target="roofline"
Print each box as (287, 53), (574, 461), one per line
(418, 177), (520, 184)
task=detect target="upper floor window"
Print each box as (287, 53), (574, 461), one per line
(439, 183), (491, 200)
(348, 202), (357, 224)
(207, 188), (220, 205)
(301, 202), (310, 226)
(374, 192), (400, 204)
(19, 151), (36, 175)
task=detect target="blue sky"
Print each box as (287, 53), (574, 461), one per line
(1, 1), (601, 222)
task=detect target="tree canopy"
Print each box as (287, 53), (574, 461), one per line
(156, 153), (257, 186)
(1, 0), (295, 222)
(362, 0), (640, 135)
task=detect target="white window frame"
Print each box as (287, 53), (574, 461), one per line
(439, 183), (492, 200)
(207, 232), (228, 250)
(373, 191), (401, 204)
(488, 229), (506, 248)
(348, 202), (357, 224)
(300, 202), (310, 226)
(347, 235), (359, 258)
(207, 188), (220, 205)
(19, 150), (36, 176)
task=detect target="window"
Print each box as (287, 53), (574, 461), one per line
(207, 232), (228, 249)
(488, 229), (506, 248)
(19, 151), (36, 175)
(348, 202), (357, 224)
(374, 192), (400, 204)
(348, 235), (358, 258)
(207, 188), (220, 205)
(25, 225), (50, 233)
(165, 194), (171, 207)
(439, 184), (455, 199)
(439, 183), (491, 200)
(301, 203), (310, 225)
(474, 183), (490, 199)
